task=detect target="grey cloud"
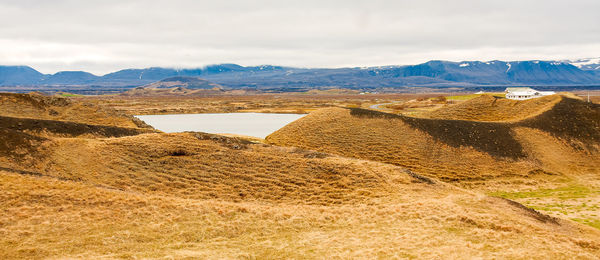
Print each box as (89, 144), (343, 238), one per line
(0, 0), (598, 74)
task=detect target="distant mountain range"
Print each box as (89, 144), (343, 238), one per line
(1, 59), (600, 92)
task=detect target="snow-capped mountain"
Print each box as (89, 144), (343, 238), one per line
(563, 58), (600, 70)
(2, 59), (600, 90)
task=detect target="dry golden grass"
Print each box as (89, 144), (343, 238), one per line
(490, 181), (600, 231)
(266, 94), (600, 233)
(77, 93), (438, 115)
(268, 107), (532, 187)
(427, 94), (562, 122)
(10, 132), (429, 204)
(0, 92), (151, 128)
(2, 132), (600, 258)
(2, 92), (600, 258)
(267, 95), (600, 190)
(383, 99), (445, 115)
(3, 168), (600, 259)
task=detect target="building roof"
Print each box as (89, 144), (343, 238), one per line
(508, 91), (536, 96)
(505, 87), (536, 93)
(506, 89), (556, 96)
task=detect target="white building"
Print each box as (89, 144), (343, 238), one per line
(505, 87), (556, 100)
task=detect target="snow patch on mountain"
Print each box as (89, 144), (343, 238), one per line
(564, 58), (600, 70)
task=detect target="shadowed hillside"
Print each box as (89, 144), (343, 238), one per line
(427, 94), (600, 144)
(0, 116), (153, 160)
(0, 92), (156, 163)
(516, 95), (600, 144)
(0, 116), (153, 139)
(0, 92), (152, 128)
(267, 95), (599, 188)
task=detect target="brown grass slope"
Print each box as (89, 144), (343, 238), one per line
(1, 93), (599, 258)
(0, 92), (156, 169)
(267, 95), (599, 188)
(0, 116), (154, 161)
(3, 168), (600, 259)
(2, 131), (600, 258)
(428, 94), (600, 146)
(0, 115), (153, 139)
(9, 132), (431, 204)
(427, 94), (563, 121)
(516, 95), (600, 145)
(0, 92), (152, 128)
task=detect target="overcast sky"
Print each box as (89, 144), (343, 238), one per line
(0, 0), (599, 75)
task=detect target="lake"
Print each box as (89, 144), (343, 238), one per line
(135, 113), (305, 138)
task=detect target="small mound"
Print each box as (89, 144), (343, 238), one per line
(428, 94), (562, 121)
(0, 92), (151, 129)
(429, 93), (599, 146)
(122, 86), (224, 96)
(0, 116), (153, 138)
(0, 92), (156, 164)
(122, 76), (225, 96)
(154, 76), (225, 89)
(0, 116), (153, 165)
(267, 108), (531, 183)
(349, 108), (525, 158)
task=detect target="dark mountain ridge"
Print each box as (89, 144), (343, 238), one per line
(1, 60), (599, 91)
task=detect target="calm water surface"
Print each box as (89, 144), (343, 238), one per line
(135, 113), (305, 138)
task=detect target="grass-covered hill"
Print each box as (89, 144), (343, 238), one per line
(3, 132), (600, 258)
(0, 92), (152, 128)
(267, 94), (599, 189)
(0, 92), (155, 161)
(426, 94), (563, 121)
(121, 76), (226, 96)
(1, 92), (599, 258)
